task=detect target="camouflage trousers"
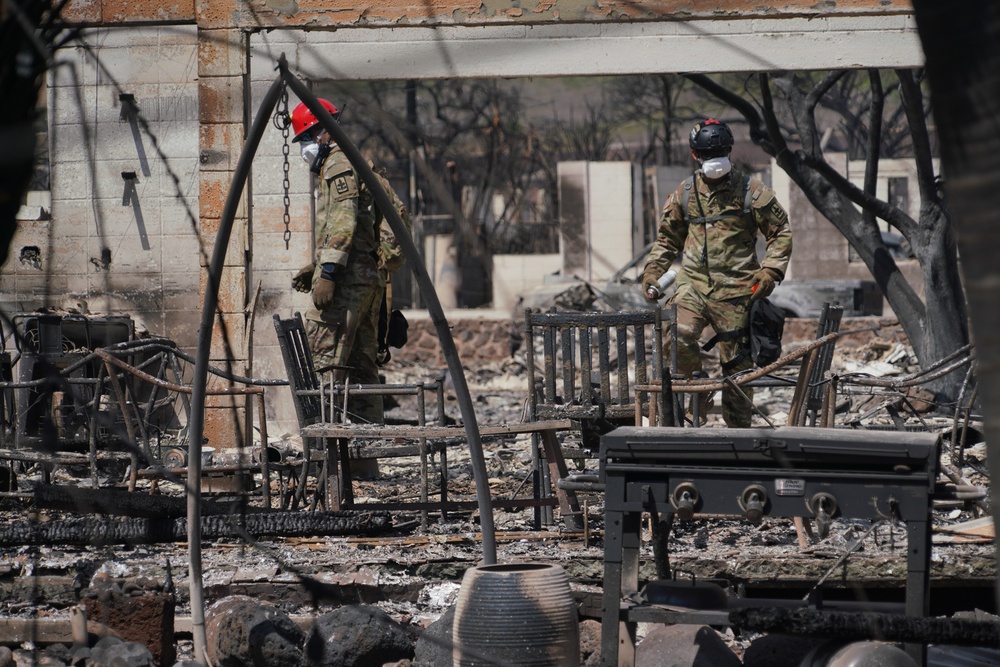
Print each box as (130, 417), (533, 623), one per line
(304, 261), (385, 425)
(666, 285), (754, 428)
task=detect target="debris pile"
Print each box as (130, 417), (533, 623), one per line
(0, 316), (993, 666)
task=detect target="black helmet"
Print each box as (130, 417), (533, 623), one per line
(689, 118), (734, 157)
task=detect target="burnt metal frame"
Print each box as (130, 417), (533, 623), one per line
(0, 331), (275, 501)
(598, 426), (939, 667)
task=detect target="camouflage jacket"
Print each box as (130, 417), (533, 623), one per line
(314, 147), (411, 276)
(644, 167), (792, 300)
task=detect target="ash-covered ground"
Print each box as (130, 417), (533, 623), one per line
(0, 326), (993, 664)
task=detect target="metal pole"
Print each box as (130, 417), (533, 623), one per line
(186, 74), (286, 664)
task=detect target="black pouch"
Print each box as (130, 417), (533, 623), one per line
(386, 309), (408, 348)
(748, 297), (785, 367)
(377, 304), (409, 366)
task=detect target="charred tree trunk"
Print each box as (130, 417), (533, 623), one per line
(911, 0), (1000, 612)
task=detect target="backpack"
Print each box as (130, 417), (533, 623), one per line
(701, 297), (785, 371)
(679, 173), (753, 224)
(747, 297), (785, 368)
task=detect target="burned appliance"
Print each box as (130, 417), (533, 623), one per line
(13, 313), (135, 451)
(599, 425), (941, 667)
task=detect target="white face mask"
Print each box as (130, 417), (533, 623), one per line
(701, 156), (732, 179)
(300, 139), (320, 165)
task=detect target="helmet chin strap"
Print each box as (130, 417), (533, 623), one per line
(309, 142), (333, 174)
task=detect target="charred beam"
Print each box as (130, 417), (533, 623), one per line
(33, 484), (191, 518)
(730, 607), (1000, 647)
(0, 511), (392, 546)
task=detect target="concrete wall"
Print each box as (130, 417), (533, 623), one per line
(557, 161), (640, 283)
(492, 254), (562, 313)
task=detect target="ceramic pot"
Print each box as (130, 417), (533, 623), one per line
(453, 562), (579, 667)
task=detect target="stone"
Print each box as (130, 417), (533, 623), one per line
(83, 589), (175, 666)
(304, 604), (415, 667)
(43, 645), (72, 664)
(0, 647), (13, 667)
(412, 605), (454, 667)
(69, 646), (90, 666)
(634, 624), (741, 667)
(579, 619), (602, 666)
(13, 651), (64, 667)
(88, 641), (155, 667)
(205, 596), (304, 667)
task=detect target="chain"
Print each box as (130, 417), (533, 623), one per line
(273, 84), (293, 249)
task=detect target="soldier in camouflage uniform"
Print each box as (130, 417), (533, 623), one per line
(289, 98), (411, 425)
(642, 118), (792, 427)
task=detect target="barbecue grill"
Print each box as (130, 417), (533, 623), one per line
(599, 425), (942, 667)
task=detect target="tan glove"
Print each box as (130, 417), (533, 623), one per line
(312, 274), (335, 309)
(292, 263), (315, 293)
(641, 272), (661, 302)
(750, 267), (782, 301)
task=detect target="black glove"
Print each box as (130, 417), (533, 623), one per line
(292, 263), (315, 293)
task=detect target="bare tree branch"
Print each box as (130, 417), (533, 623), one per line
(897, 69), (942, 206)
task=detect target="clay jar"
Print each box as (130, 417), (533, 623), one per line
(453, 562), (580, 667)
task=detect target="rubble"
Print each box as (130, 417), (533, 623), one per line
(0, 316), (993, 666)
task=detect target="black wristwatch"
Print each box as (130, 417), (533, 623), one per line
(320, 263), (337, 281)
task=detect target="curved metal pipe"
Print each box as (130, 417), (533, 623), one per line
(186, 75), (286, 663)
(279, 65), (498, 564)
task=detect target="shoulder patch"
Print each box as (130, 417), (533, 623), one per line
(663, 193), (675, 211)
(770, 199), (788, 222)
(323, 152), (358, 202)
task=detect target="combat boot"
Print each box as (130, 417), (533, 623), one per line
(685, 392), (715, 427)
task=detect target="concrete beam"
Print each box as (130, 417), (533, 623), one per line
(249, 16), (922, 82)
(236, 0), (913, 29)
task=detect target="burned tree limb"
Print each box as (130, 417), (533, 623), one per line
(730, 607), (1000, 647)
(0, 511), (392, 546)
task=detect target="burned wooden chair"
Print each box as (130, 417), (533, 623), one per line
(524, 308), (670, 526)
(273, 312), (449, 515)
(785, 302), (845, 546)
(272, 312), (350, 510)
(525, 308), (669, 434)
(788, 302), (845, 428)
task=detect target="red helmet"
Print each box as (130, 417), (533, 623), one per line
(290, 98), (339, 142)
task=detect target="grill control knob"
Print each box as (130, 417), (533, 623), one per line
(739, 484), (768, 524)
(670, 482), (700, 520)
(807, 492), (838, 538)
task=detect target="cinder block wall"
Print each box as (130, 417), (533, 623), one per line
(5, 27), (202, 346)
